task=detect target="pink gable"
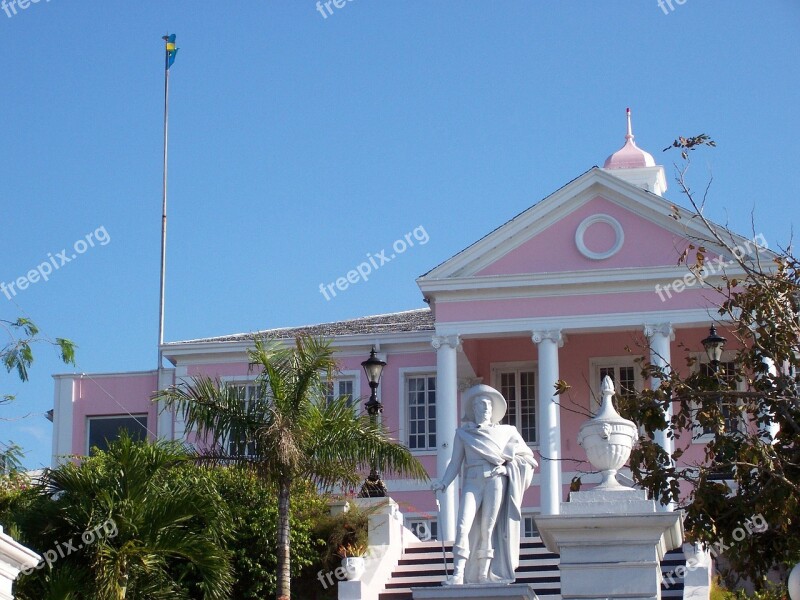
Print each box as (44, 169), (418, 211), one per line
(476, 196), (691, 275)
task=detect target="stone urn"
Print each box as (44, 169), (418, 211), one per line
(788, 562), (800, 600)
(578, 375), (638, 490)
(342, 556), (366, 581)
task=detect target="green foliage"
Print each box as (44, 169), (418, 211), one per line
(711, 575), (790, 600)
(315, 501), (371, 568)
(1, 447), (347, 600)
(155, 335), (428, 599)
(184, 466), (329, 599)
(1, 316), (76, 474)
(0, 442), (23, 474)
(610, 139), (800, 588)
(8, 434), (234, 600)
(1, 317), (75, 383)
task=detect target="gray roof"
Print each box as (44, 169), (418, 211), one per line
(168, 308), (434, 345)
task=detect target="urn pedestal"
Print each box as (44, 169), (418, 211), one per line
(412, 583), (539, 599)
(535, 376), (684, 600)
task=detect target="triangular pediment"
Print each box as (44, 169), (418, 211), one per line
(418, 168), (764, 291)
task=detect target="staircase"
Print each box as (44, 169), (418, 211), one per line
(378, 536), (686, 600)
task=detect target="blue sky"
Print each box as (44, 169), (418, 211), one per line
(2, 1), (799, 468)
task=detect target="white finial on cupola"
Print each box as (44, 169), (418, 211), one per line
(601, 107), (668, 197)
(604, 107), (654, 169)
(626, 107), (633, 140)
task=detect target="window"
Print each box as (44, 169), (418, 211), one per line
(590, 358), (644, 414)
(693, 360), (745, 480)
(523, 515), (539, 538)
(694, 361), (744, 440)
(406, 375), (437, 451)
(406, 517), (437, 541)
(228, 382), (260, 457)
(598, 365), (637, 401)
(87, 415), (148, 453)
(494, 366), (536, 443)
(325, 377), (356, 408)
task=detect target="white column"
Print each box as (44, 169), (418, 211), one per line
(157, 368), (175, 441)
(644, 323), (674, 512)
(532, 329), (564, 516)
(432, 334), (460, 541)
(51, 376), (75, 466)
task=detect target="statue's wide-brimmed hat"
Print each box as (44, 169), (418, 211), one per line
(462, 384), (507, 424)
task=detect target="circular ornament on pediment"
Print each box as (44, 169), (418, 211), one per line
(575, 214), (624, 260)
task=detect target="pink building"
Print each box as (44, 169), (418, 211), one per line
(51, 112), (759, 544)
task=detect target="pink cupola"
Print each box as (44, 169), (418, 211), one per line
(602, 108), (668, 197)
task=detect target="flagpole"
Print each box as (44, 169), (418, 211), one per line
(158, 35), (171, 370)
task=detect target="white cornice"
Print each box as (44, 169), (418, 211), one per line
(419, 264), (744, 299)
(434, 308), (724, 338)
(52, 369), (166, 380)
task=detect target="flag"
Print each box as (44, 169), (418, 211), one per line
(163, 33), (178, 69)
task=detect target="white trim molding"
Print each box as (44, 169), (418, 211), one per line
(575, 213), (625, 260)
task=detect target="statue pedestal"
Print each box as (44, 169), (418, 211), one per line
(535, 489), (683, 600)
(412, 583), (539, 600)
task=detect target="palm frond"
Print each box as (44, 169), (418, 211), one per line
(302, 397), (430, 489)
(154, 377), (270, 452)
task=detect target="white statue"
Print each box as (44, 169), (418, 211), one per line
(432, 384), (538, 585)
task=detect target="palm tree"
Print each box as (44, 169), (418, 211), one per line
(155, 336), (428, 600)
(23, 434), (233, 600)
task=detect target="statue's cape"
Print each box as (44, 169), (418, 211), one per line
(457, 424), (538, 583)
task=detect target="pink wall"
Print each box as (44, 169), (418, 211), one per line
(477, 195), (695, 275)
(71, 372), (159, 455)
(182, 352), (441, 481)
(459, 326), (737, 504)
(370, 351), (436, 445)
(66, 325), (742, 510)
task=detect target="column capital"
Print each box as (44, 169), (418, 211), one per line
(531, 329), (564, 347)
(431, 334), (460, 351)
(643, 322), (675, 341)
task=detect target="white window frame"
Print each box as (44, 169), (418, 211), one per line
(522, 512), (540, 539)
(220, 376), (262, 457)
(86, 414), (149, 455)
(323, 369), (361, 409)
(589, 356), (644, 414)
(399, 367), (438, 455)
(491, 361), (537, 446)
(691, 352), (747, 444)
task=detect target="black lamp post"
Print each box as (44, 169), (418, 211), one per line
(700, 325), (734, 479)
(701, 325), (727, 373)
(359, 347), (388, 498)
